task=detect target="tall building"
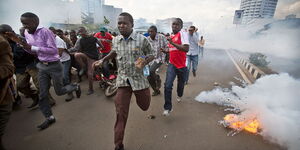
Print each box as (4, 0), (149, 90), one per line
(237, 0), (278, 24)
(156, 18), (174, 34)
(102, 5), (122, 28)
(156, 18), (193, 34)
(80, 0), (122, 28)
(80, 0), (104, 24)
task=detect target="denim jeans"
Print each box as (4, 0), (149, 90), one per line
(62, 59), (71, 85)
(164, 63), (187, 111)
(186, 55), (199, 83)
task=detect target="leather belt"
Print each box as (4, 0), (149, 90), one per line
(40, 61), (59, 65)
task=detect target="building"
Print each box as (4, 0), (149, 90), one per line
(183, 22), (193, 30)
(285, 14), (297, 20)
(102, 5), (122, 29)
(236, 0), (278, 24)
(156, 18), (174, 34)
(156, 18), (193, 34)
(80, 0), (122, 28)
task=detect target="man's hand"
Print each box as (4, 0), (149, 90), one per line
(160, 48), (168, 53)
(166, 36), (172, 42)
(20, 43), (32, 50)
(92, 59), (104, 70)
(135, 57), (146, 69)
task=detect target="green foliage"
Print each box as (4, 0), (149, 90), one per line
(249, 53), (270, 67)
(104, 16), (110, 25)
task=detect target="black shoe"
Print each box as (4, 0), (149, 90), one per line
(115, 144), (124, 150)
(65, 93), (74, 102)
(75, 84), (81, 98)
(37, 118), (56, 130)
(86, 90), (94, 95)
(27, 100), (39, 108)
(152, 90), (161, 96)
(192, 71), (196, 77)
(49, 102), (56, 107)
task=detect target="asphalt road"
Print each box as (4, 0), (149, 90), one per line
(3, 49), (282, 150)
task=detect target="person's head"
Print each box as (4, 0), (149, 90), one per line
(49, 27), (56, 35)
(201, 36), (203, 40)
(56, 29), (64, 39)
(20, 12), (39, 34)
(64, 31), (69, 36)
(188, 26), (196, 35)
(171, 18), (183, 34)
(0, 24), (13, 40)
(148, 25), (157, 40)
(70, 30), (76, 36)
(99, 27), (107, 36)
(117, 12), (134, 37)
(78, 27), (87, 37)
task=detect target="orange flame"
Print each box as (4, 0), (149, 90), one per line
(223, 114), (260, 134)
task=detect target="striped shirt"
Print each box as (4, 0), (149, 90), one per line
(147, 33), (168, 64)
(112, 31), (154, 91)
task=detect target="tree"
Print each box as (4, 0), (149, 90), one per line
(103, 16), (110, 25)
(249, 53), (270, 68)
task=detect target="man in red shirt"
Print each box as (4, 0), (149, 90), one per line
(163, 18), (189, 116)
(94, 27), (113, 78)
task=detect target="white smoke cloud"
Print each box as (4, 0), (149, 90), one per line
(0, 0), (81, 32)
(275, 0), (300, 18)
(206, 23), (300, 60)
(195, 73), (300, 150)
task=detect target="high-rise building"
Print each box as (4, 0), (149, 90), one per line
(80, 0), (122, 28)
(156, 18), (193, 34)
(102, 5), (122, 28)
(237, 0), (278, 24)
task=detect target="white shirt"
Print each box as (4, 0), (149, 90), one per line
(187, 32), (200, 56)
(55, 36), (70, 62)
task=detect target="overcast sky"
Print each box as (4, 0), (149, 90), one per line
(105, 0), (300, 32)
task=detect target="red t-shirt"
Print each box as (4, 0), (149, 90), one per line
(94, 32), (113, 53)
(168, 31), (188, 69)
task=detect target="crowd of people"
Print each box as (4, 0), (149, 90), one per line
(0, 12), (205, 150)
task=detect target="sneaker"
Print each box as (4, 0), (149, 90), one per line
(163, 109), (172, 116)
(176, 96), (182, 102)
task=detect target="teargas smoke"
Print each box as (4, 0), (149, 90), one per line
(195, 73), (300, 150)
(0, 0), (82, 31)
(207, 21), (300, 78)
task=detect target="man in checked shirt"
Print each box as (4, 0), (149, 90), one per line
(93, 12), (154, 150)
(147, 25), (168, 96)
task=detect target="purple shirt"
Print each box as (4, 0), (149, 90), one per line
(24, 27), (60, 62)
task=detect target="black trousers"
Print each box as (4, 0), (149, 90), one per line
(147, 61), (162, 92)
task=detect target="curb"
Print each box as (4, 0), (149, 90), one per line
(238, 58), (265, 79)
(228, 50), (267, 82)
